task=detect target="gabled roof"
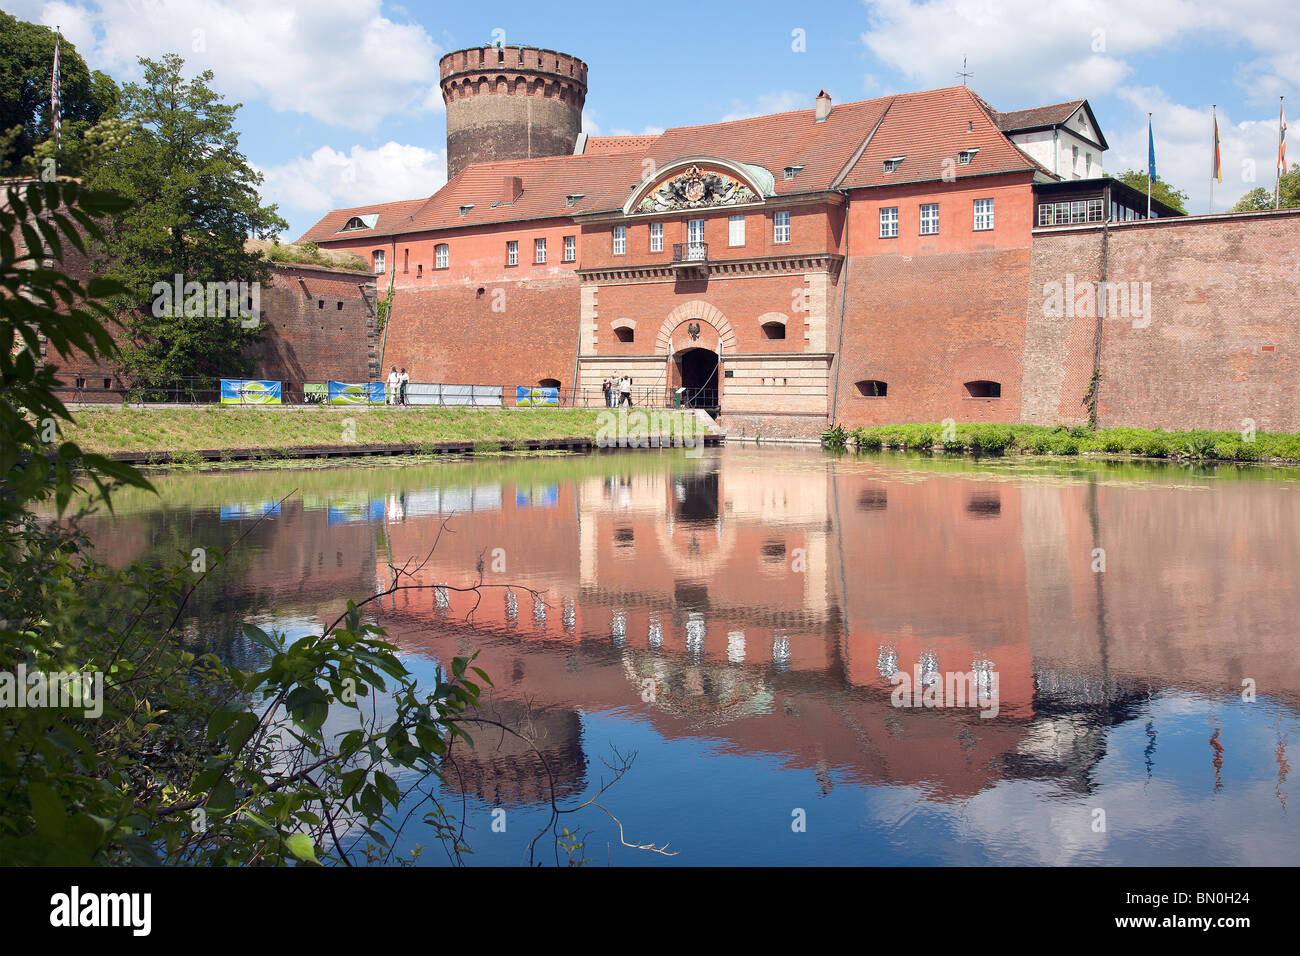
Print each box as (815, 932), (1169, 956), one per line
(297, 198), (426, 244)
(982, 97), (1109, 150)
(839, 86), (1039, 189)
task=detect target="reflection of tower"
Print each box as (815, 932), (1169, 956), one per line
(439, 46), (588, 180)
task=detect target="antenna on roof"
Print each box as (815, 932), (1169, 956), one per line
(957, 57), (973, 87)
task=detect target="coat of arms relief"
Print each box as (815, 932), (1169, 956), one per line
(637, 165), (757, 212)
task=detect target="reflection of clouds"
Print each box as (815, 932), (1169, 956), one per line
(863, 695), (1300, 865)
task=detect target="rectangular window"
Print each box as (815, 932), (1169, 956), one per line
(1055, 201), (1070, 224)
(373, 250), (385, 273)
(687, 218), (705, 257)
(435, 244), (449, 269)
(564, 235), (576, 262)
(1037, 203), (1053, 227)
(919, 203), (939, 235)
(1086, 199), (1104, 222)
(1070, 200), (1086, 224)
(973, 198), (994, 231)
(535, 238), (546, 263)
(728, 214), (745, 246)
(773, 210), (790, 243)
(612, 225), (626, 256)
(507, 240), (518, 266)
(650, 222), (663, 252)
(879, 206), (899, 238)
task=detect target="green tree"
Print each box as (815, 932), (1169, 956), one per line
(0, 12), (118, 172)
(1115, 168), (1189, 214)
(1231, 162), (1300, 210)
(83, 53), (286, 386)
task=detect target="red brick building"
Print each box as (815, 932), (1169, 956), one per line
(300, 45), (1297, 435)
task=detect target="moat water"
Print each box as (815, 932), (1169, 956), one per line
(84, 445), (1300, 865)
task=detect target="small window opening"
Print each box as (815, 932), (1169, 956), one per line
(855, 379), (888, 397)
(964, 380), (1001, 398)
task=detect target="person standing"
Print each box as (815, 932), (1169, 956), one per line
(619, 375), (632, 407)
(602, 378), (613, 408)
(399, 367), (410, 405)
(387, 366), (399, 405)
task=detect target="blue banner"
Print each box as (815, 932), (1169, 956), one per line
(328, 381), (385, 405)
(515, 386), (559, 407)
(220, 379), (281, 405)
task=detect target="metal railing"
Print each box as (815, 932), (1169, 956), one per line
(671, 242), (708, 263)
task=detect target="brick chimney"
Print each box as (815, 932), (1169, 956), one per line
(503, 175), (523, 204)
(815, 90), (832, 123)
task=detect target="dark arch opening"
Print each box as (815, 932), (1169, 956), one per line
(855, 379), (888, 397)
(538, 378), (561, 389)
(761, 322), (786, 340)
(677, 347), (719, 413)
(964, 380), (1002, 398)
(614, 326), (634, 343)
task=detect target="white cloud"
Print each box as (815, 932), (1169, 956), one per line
(860, 0), (1300, 109)
(721, 91), (813, 122)
(258, 140), (444, 235)
(24, 0), (445, 129)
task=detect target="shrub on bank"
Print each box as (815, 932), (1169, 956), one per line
(844, 421), (1300, 462)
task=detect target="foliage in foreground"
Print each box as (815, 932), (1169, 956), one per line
(4, 181), (664, 865)
(824, 421), (1300, 463)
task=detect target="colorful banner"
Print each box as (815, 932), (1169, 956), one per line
(408, 384), (503, 406)
(304, 383), (328, 404)
(220, 379), (282, 405)
(327, 381), (385, 405)
(515, 386), (559, 407)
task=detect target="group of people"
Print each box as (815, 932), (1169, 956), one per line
(386, 366), (410, 405)
(602, 376), (634, 407)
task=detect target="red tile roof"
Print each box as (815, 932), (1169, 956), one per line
(990, 100), (1086, 133)
(838, 87), (1040, 190)
(584, 134), (659, 154)
(296, 198), (425, 243)
(300, 86), (1078, 243)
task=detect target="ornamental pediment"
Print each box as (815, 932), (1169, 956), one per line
(624, 158), (773, 215)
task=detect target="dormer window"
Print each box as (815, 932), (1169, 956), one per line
(883, 156), (905, 174)
(341, 216), (368, 231)
(565, 193), (584, 207)
(458, 204), (475, 217)
(957, 148), (979, 165)
(783, 165), (804, 181)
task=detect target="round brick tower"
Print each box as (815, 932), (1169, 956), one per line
(439, 45), (588, 180)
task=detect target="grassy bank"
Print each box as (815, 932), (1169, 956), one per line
(59, 405), (705, 456)
(823, 422), (1300, 462)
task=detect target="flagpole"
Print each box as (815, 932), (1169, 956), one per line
(1210, 105), (1216, 215)
(1277, 95), (1285, 211)
(1147, 112), (1153, 219)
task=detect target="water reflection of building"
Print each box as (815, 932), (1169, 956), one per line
(364, 451), (1300, 806)
(99, 451), (1298, 809)
(444, 701), (587, 807)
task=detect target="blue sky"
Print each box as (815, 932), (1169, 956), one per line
(4, 0), (1293, 237)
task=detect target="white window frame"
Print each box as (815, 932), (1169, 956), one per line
(564, 235), (576, 262)
(919, 203), (939, 236)
(728, 214), (745, 247)
(687, 218), (705, 259)
(373, 249), (385, 273)
(534, 237), (546, 264)
(612, 225), (626, 256)
(773, 210), (790, 244)
(435, 243), (449, 269)
(507, 240), (518, 266)
(649, 222), (663, 252)
(973, 198), (995, 231)
(879, 206), (899, 238)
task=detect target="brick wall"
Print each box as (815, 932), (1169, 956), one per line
(248, 264), (378, 392)
(1023, 210), (1300, 431)
(382, 275), (581, 390)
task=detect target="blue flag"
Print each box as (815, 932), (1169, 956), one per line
(1148, 117), (1157, 181)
